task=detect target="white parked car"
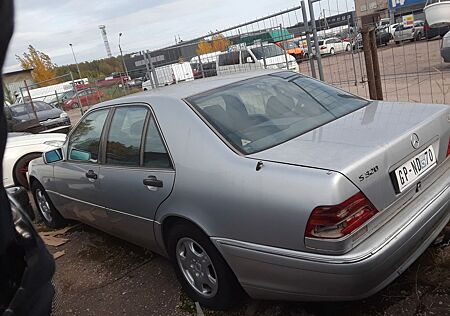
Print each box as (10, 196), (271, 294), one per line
(314, 37), (351, 55)
(3, 132), (66, 188)
(441, 30), (450, 62)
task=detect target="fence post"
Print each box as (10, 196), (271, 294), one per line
(142, 52), (155, 89)
(280, 24), (290, 70)
(369, 29), (383, 100)
(23, 80), (38, 120)
(301, 0), (316, 78)
(361, 27), (377, 100)
(70, 71), (84, 115)
(147, 50), (159, 87)
(260, 40), (267, 69)
(197, 53), (205, 78)
(54, 90), (61, 109)
(307, 0), (324, 81)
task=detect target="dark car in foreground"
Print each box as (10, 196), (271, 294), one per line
(6, 101), (71, 133)
(29, 71), (450, 310)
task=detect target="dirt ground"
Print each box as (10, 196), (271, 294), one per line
(35, 221), (449, 316)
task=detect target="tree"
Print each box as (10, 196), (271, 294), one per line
(196, 40), (212, 55)
(196, 34), (231, 55)
(16, 45), (58, 86)
(2, 82), (15, 105)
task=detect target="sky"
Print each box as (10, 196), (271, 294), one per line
(4, 0), (355, 73)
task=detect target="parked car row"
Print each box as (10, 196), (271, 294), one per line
(26, 70), (450, 311)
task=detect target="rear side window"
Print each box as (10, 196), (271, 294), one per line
(105, 107), (148, 166)
(68, 109), (109, 162)
(143, 118), (172, 169)
(218, 52), (240, 66)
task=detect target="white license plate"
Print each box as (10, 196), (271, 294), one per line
(395, 145), (436, 192)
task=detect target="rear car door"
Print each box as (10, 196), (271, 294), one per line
(98, 105), (175, 249)
(52, 108), (110, 229)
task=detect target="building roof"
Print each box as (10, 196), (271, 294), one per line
(3, 68), (34, 77)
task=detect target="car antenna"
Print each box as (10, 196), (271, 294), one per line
(256, 161), (264, 171)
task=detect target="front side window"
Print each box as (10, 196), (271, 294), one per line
(143, 118), (172, 169)
(68, 109), (109, 162)
(105, 107), (148, 166)
(187, 74), (369, 154)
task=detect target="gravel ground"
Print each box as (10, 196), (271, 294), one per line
(38, 222), (449, 316)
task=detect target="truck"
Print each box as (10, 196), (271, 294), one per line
(142, 62), (194, 91)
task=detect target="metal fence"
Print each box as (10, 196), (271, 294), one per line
(133, 0), (448, 104)
(9, 0), (450, 131)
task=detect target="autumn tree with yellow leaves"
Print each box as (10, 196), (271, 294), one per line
(16, 45), (58, 86)
(196, 34), (231, 55)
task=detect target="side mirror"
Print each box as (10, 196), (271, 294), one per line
(69, 149), (91, 161)
(246, 56), (254, 63)
(43, 148), (63, 164)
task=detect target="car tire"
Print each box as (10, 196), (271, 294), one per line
(14, 153), (42, 189)
(395, 41), (400, 45)
(330, 48), (335, 55)
(167, 222), (245, 310)
(346, 44), (351, 52)
(31, 181), (67, 229)
(71, 102), (79, 109)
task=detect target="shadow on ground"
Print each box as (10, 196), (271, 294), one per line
(42, 223), (449, 316)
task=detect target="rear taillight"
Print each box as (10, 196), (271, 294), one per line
(446, 138), (450, 157)
(305, 192), (378, 239)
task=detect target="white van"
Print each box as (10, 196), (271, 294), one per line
(216, 43), (299, 76)
(142, 62), (194, 90)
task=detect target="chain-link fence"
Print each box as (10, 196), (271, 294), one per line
(298, 1), (449, 104)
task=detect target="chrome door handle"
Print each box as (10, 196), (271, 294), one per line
(143, 176), (163, 188)
(85, 170), (98, 180)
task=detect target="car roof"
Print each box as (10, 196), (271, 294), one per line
(90, 70), (280, 110)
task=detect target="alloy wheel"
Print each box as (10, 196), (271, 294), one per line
(176, 237), (218, 298)
(36, 188), (53, 222)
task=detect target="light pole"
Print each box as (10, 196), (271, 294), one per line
(118, 33), (130, 80)
(69, 43), (82, 80)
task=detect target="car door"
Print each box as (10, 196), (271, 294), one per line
(98, 105), (175, 249)
(51, 108), (110, 229)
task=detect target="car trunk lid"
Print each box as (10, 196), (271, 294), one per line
(249, 101), (450, 211)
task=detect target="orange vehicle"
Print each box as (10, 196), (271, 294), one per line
(276, 39), (304, 60)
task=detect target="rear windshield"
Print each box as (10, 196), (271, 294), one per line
(251, 45), (285, 60)
(187, 74), (369, 154)
(318, 40), (324, 45)
(10, 101), (53, 116)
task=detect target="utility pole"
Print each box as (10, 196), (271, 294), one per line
(69, 43), (82, 80)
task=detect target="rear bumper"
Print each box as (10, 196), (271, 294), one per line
(213, 171), (450, 301)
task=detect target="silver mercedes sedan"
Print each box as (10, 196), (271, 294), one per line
(29, 70), (450, 310)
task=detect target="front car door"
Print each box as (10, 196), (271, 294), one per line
(98, 105), (175, 249)
(51, 108), (110, 229)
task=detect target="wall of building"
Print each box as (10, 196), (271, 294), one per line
(2, 70), (34, 96)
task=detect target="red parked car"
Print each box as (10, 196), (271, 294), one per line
(63, 88), (103, 110)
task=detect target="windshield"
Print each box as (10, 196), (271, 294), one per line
(251, 44), (285, 60)
(187, 74), (369, 154)
(62, 90), (76, 99)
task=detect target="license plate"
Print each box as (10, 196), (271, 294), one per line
(394, 145), (436, 192)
